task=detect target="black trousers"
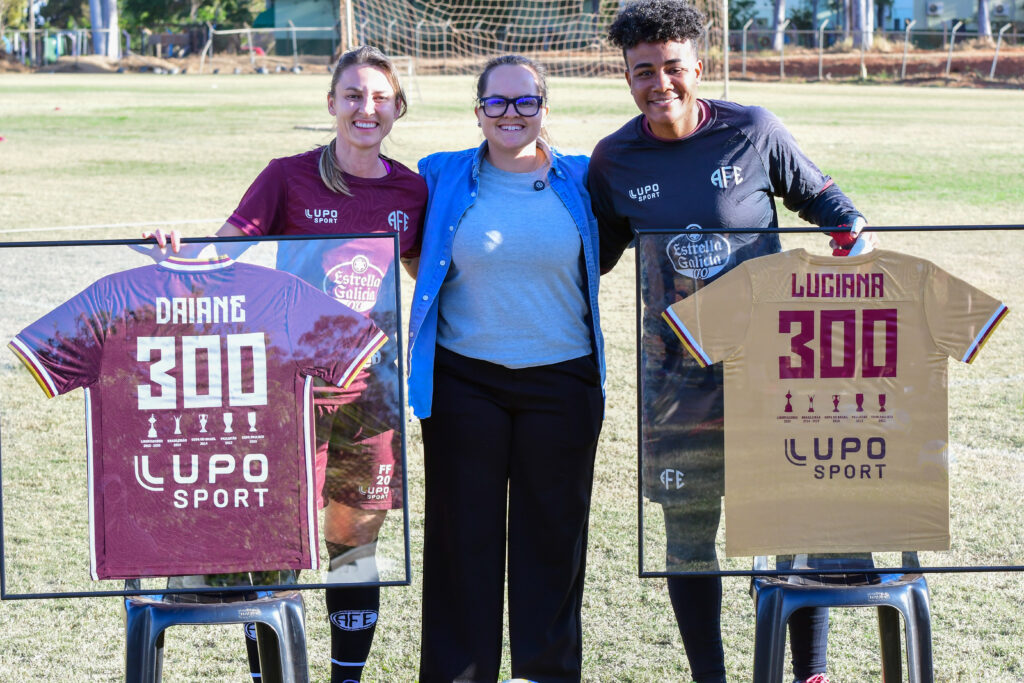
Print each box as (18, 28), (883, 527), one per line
(418, 347), (604, 683)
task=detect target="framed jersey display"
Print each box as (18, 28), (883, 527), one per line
(0, 235), (411, 599)
(636, 229), (1022, 577)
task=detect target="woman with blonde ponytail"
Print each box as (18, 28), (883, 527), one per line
(149, 45), (426, 683)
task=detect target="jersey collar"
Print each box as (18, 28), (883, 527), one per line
(157, 249), (235, 272)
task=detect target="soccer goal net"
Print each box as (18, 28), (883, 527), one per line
(341, 0), (724, 79)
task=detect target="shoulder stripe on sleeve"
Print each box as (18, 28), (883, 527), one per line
(337, 330), (388, 390)
(8, 338), (58, 398)
(226, 212), (259, 234)
(963, 304), (1009, 364)
(661, 309), (711, 368)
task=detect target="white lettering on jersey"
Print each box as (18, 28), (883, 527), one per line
(134, 452), (270, 508)
(388, 209), (410, 231)
(155, 295), (246, 324)
(710, 166), (743, 188)
(137, 333), (269, 410)
(627, 183), (661, 203)
(304, 208), (338, 225)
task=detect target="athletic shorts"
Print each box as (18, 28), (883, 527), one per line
(641, 355), (725, 507)
(313, 373), (402, 511)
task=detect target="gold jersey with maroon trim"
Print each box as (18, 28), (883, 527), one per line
(663, 249), (1008, 556)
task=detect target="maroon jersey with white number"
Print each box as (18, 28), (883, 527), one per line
(8, 254), (386, 580)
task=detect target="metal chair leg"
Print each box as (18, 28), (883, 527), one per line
(752, 585), (788, 683)
(877, 606), (903, 683)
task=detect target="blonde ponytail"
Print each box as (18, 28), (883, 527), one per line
(318, 139), (353, 196)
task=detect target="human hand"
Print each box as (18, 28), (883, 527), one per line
(141, 228), (182, 253)
(828, 216), (876, 256)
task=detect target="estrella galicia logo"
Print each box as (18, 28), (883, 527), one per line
(323, 254), (385, 313)
(660, 469), (685, 490)
(710, 166), (743, 188)
(304, 208), (338, 224)
(388, 209), (410, 231)
(628, 183), (660, 202)
(665, 224), (731, 280)
(330, 609), (378, 631)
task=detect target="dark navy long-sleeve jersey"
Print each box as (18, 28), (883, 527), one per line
(589, 99), (864, 275)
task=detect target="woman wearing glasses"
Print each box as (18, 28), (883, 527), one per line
(408, 55), (605, 682)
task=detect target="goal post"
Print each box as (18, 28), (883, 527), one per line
(337, 0), (723, 79)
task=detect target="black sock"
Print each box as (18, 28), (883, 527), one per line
(326, 581), (381, 683)
(242, 622), (261, 678)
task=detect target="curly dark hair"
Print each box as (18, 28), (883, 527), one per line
(607, 0), (706, 53)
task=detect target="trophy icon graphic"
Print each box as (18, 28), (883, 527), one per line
(855, 394), (865, 412)
(832, 395), (840, 413)
(784, 390), (793, 413)
(807, 395), (815, 413)
(878, 394), (887, 412)
(248, 411), (257, 432)
(173, 415), (182, 435)
(147, 415), (157, 439)
(198, 414), (209, 433)
(223, 413), (234, 434)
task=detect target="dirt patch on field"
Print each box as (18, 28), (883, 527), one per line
(733, 46), (1024, 87)
(0, 57), (32, 73)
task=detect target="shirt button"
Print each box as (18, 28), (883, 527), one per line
(449, 225), (454, 231)
(422, 295), (429, 301)
(439, 259), (446, 266)
(470, 191), (477, 197)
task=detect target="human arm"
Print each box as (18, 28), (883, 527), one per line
(401, 257), (419, 279)
(755, 107), (873, 255)
(586, 146), (634, 274)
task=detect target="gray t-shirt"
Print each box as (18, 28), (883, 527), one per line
(436, 159), (592, 368)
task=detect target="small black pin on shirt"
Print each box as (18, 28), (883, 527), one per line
(533, 180), (545, 191)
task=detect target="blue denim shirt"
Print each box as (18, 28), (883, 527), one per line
(408, 142), (605, 419)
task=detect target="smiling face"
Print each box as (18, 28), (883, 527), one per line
(624, 39), (703, 139)
(327, 64), (400, 154)
(475, 63), (548, 163)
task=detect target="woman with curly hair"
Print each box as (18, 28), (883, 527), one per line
(589, 2), (872, 682)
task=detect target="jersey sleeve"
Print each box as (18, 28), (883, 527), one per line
(285, 280), (388, 389)
(754, 107), (863, 228)
(923, 262), (1009, 364)
(661, 263), (753, 366)
(226, 159), (286, 236)
(8, 282), (109, 398)
(588, 140), (634, 273)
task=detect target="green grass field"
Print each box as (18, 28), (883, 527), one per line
(1, 72), (1023, 681)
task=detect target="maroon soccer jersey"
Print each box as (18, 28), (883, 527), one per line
(8, 253), (386, 580)
(225, 149), (426, 259)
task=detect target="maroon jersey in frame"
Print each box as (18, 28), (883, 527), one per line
(8, 253), (386, 580)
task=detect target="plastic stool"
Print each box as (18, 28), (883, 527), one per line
(122, 584), (309, 683)
(750, 555), (933, 683)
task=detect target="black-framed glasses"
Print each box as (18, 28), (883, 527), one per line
(477, 95), (545, 118)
